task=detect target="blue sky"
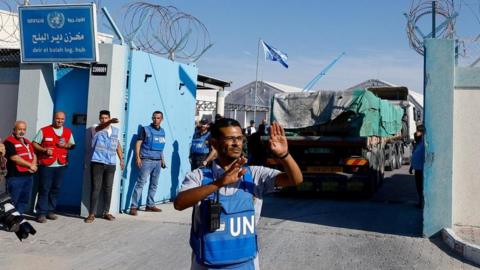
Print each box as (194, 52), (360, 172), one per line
(118, 0), (427, 92)
(20, 0), (480, 93)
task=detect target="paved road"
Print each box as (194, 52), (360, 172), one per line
(0, 166), (477, 269)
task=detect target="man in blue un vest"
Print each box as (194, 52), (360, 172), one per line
(174, 118), (303, 270)
(190, 118), (211, 170)
(129, 111), (166, 216)
(85, 110), (124, 223)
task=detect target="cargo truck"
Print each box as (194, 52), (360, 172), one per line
(366, 86), (423, 170)
(265, 88), (409, 194)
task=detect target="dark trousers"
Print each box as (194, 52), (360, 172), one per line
(90, 162), (116, 215)
(6, 176), (33, 214)
(414, 170), (423, 206)
(36, 165), (67, 215)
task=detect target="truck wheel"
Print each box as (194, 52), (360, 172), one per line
(384, 151), (393, 171)
(392, 146), (401, 170)
(396, 151), (403, 168)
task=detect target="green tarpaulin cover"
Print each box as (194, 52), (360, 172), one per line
(271, 88), (403, 137)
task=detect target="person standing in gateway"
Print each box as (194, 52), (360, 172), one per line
(85, 110), (124, 223)
(32, 111), (75, 223)
(129, 111), (166, 216)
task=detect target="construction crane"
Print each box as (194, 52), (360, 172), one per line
(302, 52), (345, 92)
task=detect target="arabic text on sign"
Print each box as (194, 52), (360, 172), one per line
(67, 17), (86, 23)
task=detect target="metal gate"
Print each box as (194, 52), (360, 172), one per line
(53, 66), (89, 214)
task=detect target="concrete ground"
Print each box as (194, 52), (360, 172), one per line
(0, 166), (478, 270)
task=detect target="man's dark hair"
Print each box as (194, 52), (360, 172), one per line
(211, 118), (241, 139)
(258, 123), (266, 135)
(99, 110), (110, 117)
(152, 111), (163, 117)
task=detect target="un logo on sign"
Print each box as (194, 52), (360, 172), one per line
(47, 12), (65, 29)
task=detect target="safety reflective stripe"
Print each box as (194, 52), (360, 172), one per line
(5, 135), (35, 172)
(345, 158), (368, 166)
(18, 152), (32, 158)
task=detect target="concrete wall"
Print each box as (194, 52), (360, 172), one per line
(80, 43), (128, 216)
(0, 68), (19, 139)
(120, 50), (197, 211)
(17, 64), (55, 139)
(423, 39), (455, 237)
(453, 67), (480, 226)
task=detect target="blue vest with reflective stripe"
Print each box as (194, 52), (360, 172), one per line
(190, 166), (257, 269)
(140, 126), (165, 159)
(91, 126), (119, 165)
(190, 131), (210, 155)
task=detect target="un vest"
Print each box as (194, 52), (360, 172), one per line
(91, 126), (119, 165)
(190, 131), (210, 155)
(5, 135), (35, 173)
(38, 125), (72, 166)
(190, 166), (257, 268)
(140, 126), (165, 159)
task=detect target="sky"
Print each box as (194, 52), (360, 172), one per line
(14, 0), (480, 93)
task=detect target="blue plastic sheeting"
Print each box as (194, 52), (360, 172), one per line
(121, 50), (198, 211)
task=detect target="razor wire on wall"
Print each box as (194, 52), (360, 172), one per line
(406, 0), (480, 66)
(122, 2), (213, 62)
(0, 0), (212, 65)
(405, 0), (456, 56)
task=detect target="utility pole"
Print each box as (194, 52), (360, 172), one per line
(254, 38), (261, 123)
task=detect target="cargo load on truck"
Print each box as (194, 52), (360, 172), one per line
(266, 88), (406, 195)
(271, 88), (403, 138)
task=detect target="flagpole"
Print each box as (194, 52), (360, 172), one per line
(254, 38), (261, 124)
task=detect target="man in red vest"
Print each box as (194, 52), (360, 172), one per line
(3, 121), (37, 215)
(32, 111), (75, 223)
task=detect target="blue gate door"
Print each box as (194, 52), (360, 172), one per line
(54, 67), (89, 214)
(121, 51), (198, 211)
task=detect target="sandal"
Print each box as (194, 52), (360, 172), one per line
(103, 213), (116, 221)
(84, 214), (95, 223)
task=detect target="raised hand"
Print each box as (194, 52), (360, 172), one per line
(216, 156), (247, 186)
(269, 122), (288, 158)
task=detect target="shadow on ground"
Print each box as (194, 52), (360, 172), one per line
(261, 167), (423, 237)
